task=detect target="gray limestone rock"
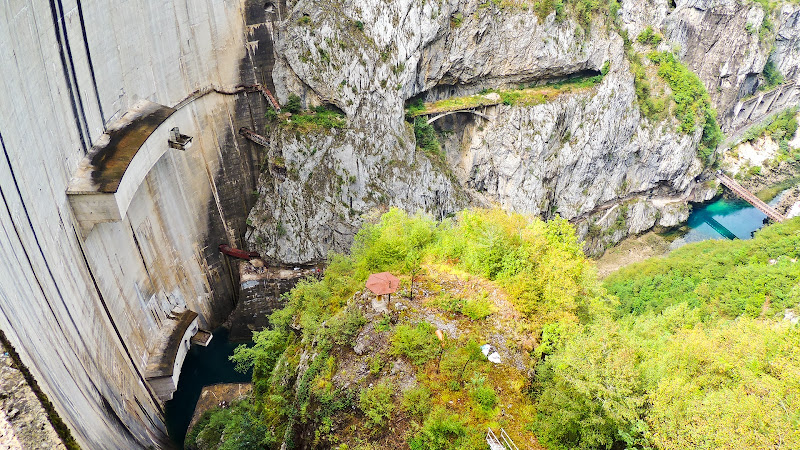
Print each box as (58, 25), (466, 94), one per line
(248, 0), (800, 263)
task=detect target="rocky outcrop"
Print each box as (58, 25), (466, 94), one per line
(664, 0), (769, 122)
(245, 125), (467, 263)
(657, 1), (800, 131)
(0, 343), (65, 450)
(771, 5), (800, 83)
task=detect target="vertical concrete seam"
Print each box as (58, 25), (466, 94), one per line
(1, 130), (90, 339)
(0, 132), (121, 430)
(46, 0), (88, 153)
(75, 0), (106, 128)
(54, 0), (92, 144)
(128, 221), (157, 291)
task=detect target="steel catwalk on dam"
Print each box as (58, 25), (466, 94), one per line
(0, 0), (279, 447)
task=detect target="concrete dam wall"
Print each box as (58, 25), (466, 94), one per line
(0, 0), (277, 447)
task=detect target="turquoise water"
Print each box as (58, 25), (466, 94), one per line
(670, 194), (784, 248)
(164, 327), (252, 446)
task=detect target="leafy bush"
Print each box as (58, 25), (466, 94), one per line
(622, 31), (666, 122)
(761, 59), (784, 90)
(231, 327), (289, 378)
(649, 51), (721, 164)
(269, 95), (347, 132)
(401, 385), (432, 418)
(532, 319), (648, 450)
(636, 26), (662, 46)
(468, 375), (498, 411)
(391, 322), (441, 365)
(285, 94), (303, 114)
(407, 407), (476, 450)
(432, 292), (494, 320)
(413, 117), (442, 156)
(287, 106), (346, 132)
(605, 219), (800, 318)
(741, 107), (798, 146)
(322, 305), (366, 347)
(359, 382), (395, 428)
(188, 401), (269, 450)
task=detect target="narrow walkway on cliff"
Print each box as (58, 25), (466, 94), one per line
(716, 172), (786, 223)
(406, 70), (606, 124)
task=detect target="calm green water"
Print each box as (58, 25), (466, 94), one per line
(670, 193), (784, 248)
(164, 327), (252, 446)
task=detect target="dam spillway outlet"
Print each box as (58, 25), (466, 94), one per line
(66, 100), (177, 237)
(144, 309), (213, 402)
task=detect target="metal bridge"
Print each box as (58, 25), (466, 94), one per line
(716, 172), (785, 223)
(703, 215), (738, 240)
(239, 127), (269, 147)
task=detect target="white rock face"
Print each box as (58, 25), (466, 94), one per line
(450, 57), (701, 220)
(245, 126), (466, 263)
(665, 0), (768, 120)
(248, 0), (800, 262)
(773, 5), (800, 82)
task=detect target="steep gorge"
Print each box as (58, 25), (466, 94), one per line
(246, 0), (800, 262)
(1, 0), (800, 448)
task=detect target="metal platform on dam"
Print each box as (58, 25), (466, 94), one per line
(66, 100), (176, 236)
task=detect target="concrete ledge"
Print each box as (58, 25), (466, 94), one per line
(145, 309), (199, 402)
(66, 100), (176, 236)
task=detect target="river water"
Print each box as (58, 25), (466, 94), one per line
(165, 327), (252, 446)
(669, 192), (786, 249)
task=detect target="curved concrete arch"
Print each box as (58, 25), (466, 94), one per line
(66, 83), (278, 237)
(426, 109), (493, 125)
(67, 100), (178, 237)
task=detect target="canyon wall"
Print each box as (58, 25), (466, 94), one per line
(248, 0), (800, 260)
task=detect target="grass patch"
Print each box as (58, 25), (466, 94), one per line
(756, 175), (800, 202)
(267, 94), (347, 132)
(360, 382), (395, 428)
(391, 322), (441, 366)
(413, 116), (443, 157)
(432, 292), (494, 320)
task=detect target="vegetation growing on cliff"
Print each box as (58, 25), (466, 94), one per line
(742, 107), (798, 145)
(189, 211), (800, 450)
(188, 209), (602, 449)
(530, 0), (620, 29)
(266, 94), (347, 132)
(648, 51), (723, 164)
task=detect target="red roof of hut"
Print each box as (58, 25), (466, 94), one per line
(365, 272), (400, 295)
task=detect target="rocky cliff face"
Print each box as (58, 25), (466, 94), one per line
(640, 0), (800, 130)
(247, 0), (800, 262)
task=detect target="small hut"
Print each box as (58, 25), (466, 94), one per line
(365, 272), (400, 303)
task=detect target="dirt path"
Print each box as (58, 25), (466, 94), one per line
(593, 232), (673, 279)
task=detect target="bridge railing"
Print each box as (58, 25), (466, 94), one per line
(716, 172), (785, 223)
